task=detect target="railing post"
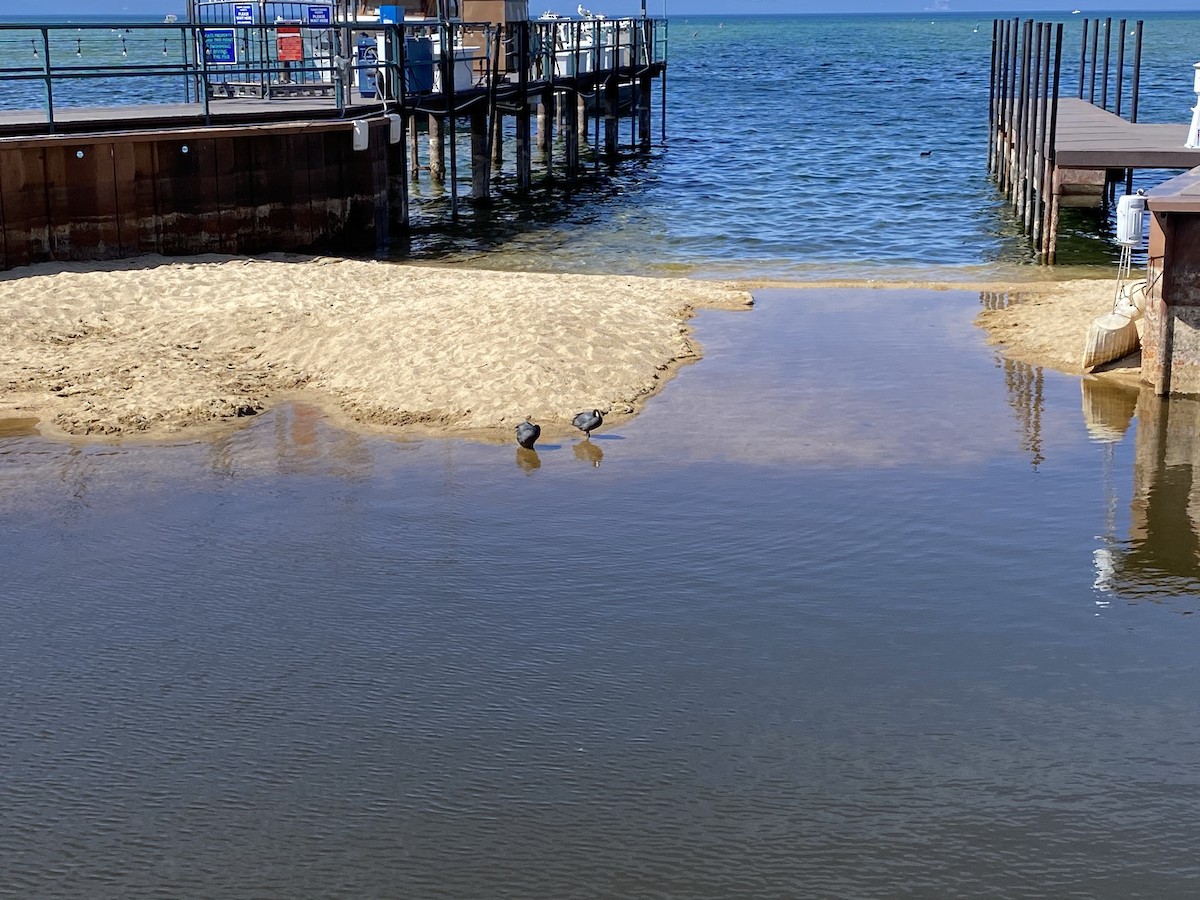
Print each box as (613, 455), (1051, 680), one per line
(41, 28), (54, 133)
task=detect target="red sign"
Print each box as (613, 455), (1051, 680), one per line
(277, 28), (303, 62)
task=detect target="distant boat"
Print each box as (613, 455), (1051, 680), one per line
(1071, 9), (1081, 13)
(163, 13), (178, 22)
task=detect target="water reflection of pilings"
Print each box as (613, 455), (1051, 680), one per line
(1089, 381), (1200, 595)
(1125, 389), (1200, 581)
(999, 356), (1045, 469)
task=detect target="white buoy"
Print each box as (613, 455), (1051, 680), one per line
(1115, 193), (1146, 245)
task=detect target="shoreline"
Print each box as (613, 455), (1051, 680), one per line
(0, 254), (1130, 441)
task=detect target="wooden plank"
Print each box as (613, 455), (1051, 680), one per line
(1053, 98), (1200, 168)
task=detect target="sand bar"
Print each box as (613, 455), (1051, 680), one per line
(0, 254), (752, 440)
(0, 254), (1133, 441)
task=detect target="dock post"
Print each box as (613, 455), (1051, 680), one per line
(988, 20), (999, 175)
(516, 101), (532, 192)
(536, 98), (548, 155)
(638, 76), (652, 152)
(541, 87), (555, 174)
(408, 114), (421, 182)
(491, 114), (504, 171)
(429, 114), (446, 185)
(577, 93), (588, 156)
(470, 106), (490, 201)
(1041, 24), (1063, 263)
(604, 74), (619, 163)
(388, 117), (410, 231)
(564, 90), (579, 180)
(514, 22), (532, 193)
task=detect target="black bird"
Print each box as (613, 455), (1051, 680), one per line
(572, 409), (603, 438)
(919, 149), (932, 157)
(515, 418), (541, 449)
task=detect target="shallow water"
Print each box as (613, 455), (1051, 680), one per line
(3, 289), (1200, 897)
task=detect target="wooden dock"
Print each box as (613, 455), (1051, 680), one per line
(987, 16), (1200, 262)
(0, 14), (667, 270)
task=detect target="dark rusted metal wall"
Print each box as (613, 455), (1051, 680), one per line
(0, 118), (390, 270)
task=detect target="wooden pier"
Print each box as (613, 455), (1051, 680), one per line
(0, 10), (666, 270)
(988, 16), (1200, 262)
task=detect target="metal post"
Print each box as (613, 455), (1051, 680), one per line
(41, 28), (54, 133)
(1114, 19), (1125, 119)
(1100, 16), (1111, 110)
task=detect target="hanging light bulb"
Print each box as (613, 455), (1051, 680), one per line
(76, 37), (81, 56)
(31, 38), (37, 57)
(121, 37), (127, 57)
(163, 38), (169, 55)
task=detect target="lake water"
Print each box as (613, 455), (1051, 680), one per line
(4, 9), (1200, 898)
(5, 289), (1200, 897)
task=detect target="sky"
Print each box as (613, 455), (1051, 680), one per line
(21, 0), (1200, 17)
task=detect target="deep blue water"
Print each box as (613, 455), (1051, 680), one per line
(402, 11), (1200, 278)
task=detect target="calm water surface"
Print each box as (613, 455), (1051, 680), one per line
(4, 290), (1200, 897)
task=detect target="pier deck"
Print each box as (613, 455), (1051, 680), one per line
(1054, 98), (1200, 170)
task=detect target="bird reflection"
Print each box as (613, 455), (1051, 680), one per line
(573, 440), (603, 467)
(515, 447), (541, 473)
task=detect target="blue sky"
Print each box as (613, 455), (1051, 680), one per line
(25, 1), (1200, 16)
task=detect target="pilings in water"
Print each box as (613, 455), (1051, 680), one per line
(988, 16), (1144, 263)
(988, 17), (1063, 262)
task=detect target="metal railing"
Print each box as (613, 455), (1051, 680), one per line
(0, 17), (667, 132)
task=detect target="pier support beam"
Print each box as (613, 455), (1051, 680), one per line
(564, 90), (580, 180)
(539, 89), (555, 175)
(470, 107), (490, 201)
(408, 114), (421, 182)
(604, 75), (619, 162)
(387, 119), (410, 231)
(516, 101), (532, 193)
(491, 114), (504, 171)
(429, 114), (446, 185)
(638, 76), (652, 152)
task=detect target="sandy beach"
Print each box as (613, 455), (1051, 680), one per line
(0, 254), (753, 440)
(0, 254), (1129, 440)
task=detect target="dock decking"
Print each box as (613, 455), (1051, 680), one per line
(986, 16), (1200, 262)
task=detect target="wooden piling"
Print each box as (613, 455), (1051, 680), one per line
(1101, 17), (1112, 110)
(564, 89), (579, 180)
(387, 116), (410, 230)
(470, 106), (489, 201)
(603, 74), (619, 162)
(428, 113), (445, 185)
(408, 114), (420, 182)
(638, 76), (652, 152)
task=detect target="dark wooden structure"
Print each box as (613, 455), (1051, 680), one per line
(0, 16), (666, 270)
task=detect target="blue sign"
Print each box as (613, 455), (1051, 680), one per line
(203, 28), (237, 65)
(233, 4), (254, 25)
(305, 5), (331, 26)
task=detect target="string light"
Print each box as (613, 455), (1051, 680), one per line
(121, 37), (127, 57)
(31, 38), (37, 57)
(163, 38), (169, 55)
(76, 37), (81, 56)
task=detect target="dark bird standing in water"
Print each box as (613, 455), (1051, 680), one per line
(515, 418), (541, 449)
(572, 409), (603, 438)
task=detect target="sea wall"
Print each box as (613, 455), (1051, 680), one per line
(0, 117), (395, 270)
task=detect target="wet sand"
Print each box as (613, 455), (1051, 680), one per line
(0, 254), (1128, 439)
